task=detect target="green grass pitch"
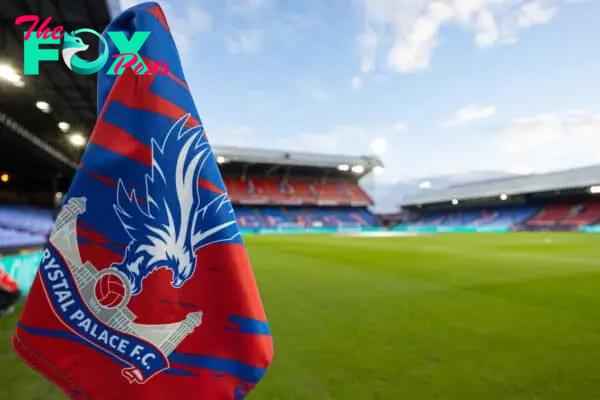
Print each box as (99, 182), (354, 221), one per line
(1, 232), (600, 399)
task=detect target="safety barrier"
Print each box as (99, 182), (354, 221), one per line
(240, 226), (385, 235)
(391, 225), (509, 233)
(240, 226), (511, 234)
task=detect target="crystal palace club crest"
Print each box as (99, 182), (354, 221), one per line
(37, 115), (241, 383)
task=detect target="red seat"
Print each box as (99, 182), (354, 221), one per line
(221, 176), (372, 205)
(528, 204), (575, 225)
(562, 203), (600, 226)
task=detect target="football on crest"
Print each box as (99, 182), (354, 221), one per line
(95, 273), (126, 308)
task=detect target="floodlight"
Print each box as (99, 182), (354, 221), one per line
(58, 122), (70, 132)
(451, 199), (459, 205)
(69, 133), (86, 147)
(0, 64), (24, 87)
(351, 165), (365, 174)
(36, 101), (51, 113)
(500, 193), (508, 201)
(590, 185), (600, 194)
(216, 156), (227, 164)
(337, 164), (350, 171)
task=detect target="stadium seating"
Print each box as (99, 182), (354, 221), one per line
(234, 208), (262, 229)
(0, 204), (52, 248)
(411, 206), (541, 228)
(223, 177), (373, 205)
(0, 199), (378, 248)
(470, 206), (540, 227)
(526, 202), (600, 227)
(409, 201), (600, 229)
(526, 204), (576, 226)
(561, 202), (600, 226)
(257, 208), (291, 228)
(0, 228), (46, 248)
(234, 207), (377, 229)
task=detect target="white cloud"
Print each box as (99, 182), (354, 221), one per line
(517, 1), (557, 28)
(371, 137), (388, 155)
(566, 107), (591, 115)
(507, 166), (534, 175)
(248, 89), (265, 97)
(283, 125), (404, 182)
(271, 11), (320, 46)
(357, 25), (379, 72)
(276, 137), (295, 149)
(211, 125), (254, 147)
(493, 110), (600, 156)
(226, 29), (264, 54)
(441, 104), (496, 128)
(393, 122), (408, 133)
(224, 0), (317, 50)
(231, 125), (254, 136)
(298, 83), (336, 101)
(280, 122), (413, 184)
(358, 0), (560, 73)
(226, 0), (269, 14)
(296, 126), (367, 154)
(375, 74), (387, 83)
(351, 76), (363, 90)
(248, 90), (270, 111)
(287, 126), (392, 156)
(120, 0), (211, 57)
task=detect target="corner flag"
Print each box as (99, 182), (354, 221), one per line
(13, 3), (273, 398)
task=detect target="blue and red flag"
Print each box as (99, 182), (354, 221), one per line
(13, 3), (273, 399)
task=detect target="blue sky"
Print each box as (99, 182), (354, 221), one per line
(120, 0), (600, 183)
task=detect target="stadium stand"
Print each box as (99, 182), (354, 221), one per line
(0, 149), (381, 248)
(235, 207), (377, 229)
(0, 205), (53, 248)
(0, 145), (381, 249)
(224, 177), (372, 205)
(526, 204), (575, 226)
(411, 206), (540, 227)
(561, 202), (600, 226)
(397, 165), (600, 231)
(216, 146), (381, 231)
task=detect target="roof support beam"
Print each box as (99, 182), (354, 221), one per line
(0, 111), (76, 169)
(283, 166), (290, 181)
(265, 165), (279, 176)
